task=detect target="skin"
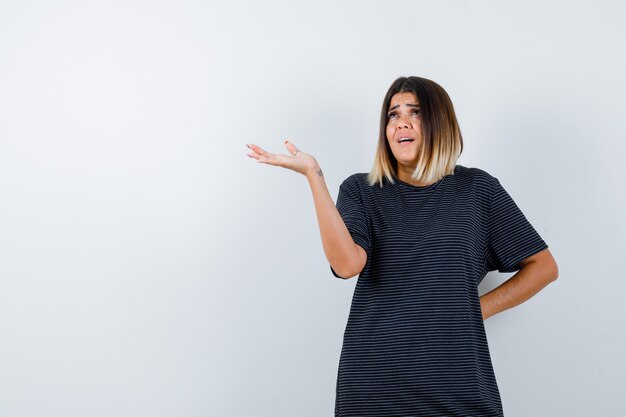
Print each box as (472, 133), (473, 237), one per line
(386, 92), (431, 186)
(480, 247), (558, 320)
(246, 96), (559, 320)
(245, 140), (366, 279)
(245, 140), (320, 178)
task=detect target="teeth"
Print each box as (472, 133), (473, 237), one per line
(399, 138), (414, 142)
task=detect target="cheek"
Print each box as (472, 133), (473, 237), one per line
(386, 124), (394, 140)
(414, 121), (421, 134)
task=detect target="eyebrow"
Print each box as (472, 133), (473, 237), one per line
(388, 103), (420, 112)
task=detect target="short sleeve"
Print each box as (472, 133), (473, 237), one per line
(484, 177), (549, 273)
(329, 175), (372, 278)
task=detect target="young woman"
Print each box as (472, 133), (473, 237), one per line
(246, 76), (558, 417)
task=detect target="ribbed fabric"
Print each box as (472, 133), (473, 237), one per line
(330, 164), (548, 417)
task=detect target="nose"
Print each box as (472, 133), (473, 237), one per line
(397, 114), (411, 128)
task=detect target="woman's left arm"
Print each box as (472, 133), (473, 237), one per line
(480, 248), (559, 321)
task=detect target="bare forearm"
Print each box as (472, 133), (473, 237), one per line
(480, 262), (557, 320)
(305, 165), (360, 277)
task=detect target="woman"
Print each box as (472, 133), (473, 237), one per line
(246, 76), (558, 417)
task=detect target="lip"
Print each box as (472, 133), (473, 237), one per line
(396, 135), (415, 143)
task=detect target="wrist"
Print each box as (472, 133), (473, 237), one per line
(305, 163), (323, 180)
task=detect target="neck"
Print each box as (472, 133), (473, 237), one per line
(396, 164), (431, 186)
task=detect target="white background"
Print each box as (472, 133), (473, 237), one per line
(1, 1), (624, 416)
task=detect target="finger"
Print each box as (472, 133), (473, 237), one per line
(248, 151), (273, 164)
(248, 148), (280, 165)
(247, 143), (272, 157)
(247, 150), (260, 160)
(284, 140), (300, 156)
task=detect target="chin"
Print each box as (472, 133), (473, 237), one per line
(395, 154), (419, 164)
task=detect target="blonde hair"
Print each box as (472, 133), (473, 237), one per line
(367, 76), (464, 188)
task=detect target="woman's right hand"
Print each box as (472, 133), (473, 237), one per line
(246, 140), (320, 177)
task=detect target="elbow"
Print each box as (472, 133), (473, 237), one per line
(330, 263), (357, 280)
(551, 261), (559, 281)
(330, 244), (367, 280)
(539, 248), (559, 282)
(547, 259), (559, 282)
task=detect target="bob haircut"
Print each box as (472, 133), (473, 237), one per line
(367, 76), (464, 188)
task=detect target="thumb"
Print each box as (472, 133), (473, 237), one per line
(284, 140), (300, 156)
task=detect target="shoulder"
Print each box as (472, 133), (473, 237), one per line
(455, 164), (495, 180)
(454, 164), (498, 188)
(340, 172), (370, 189)
(336, 173), (377, 204)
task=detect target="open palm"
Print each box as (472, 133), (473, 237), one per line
(246, 140), (319, 177)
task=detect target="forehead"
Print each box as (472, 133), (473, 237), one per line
(389, 92), (419, 108)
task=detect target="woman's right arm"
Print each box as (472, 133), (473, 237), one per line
(305, 165), (367, 279)
(246, 140), (366, 279)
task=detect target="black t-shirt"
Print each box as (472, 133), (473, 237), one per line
(330, 164), (548, 417)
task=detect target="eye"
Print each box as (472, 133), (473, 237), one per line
(387, 109), (420, 120)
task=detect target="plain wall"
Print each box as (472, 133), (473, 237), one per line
(1, 0), (624, 416)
